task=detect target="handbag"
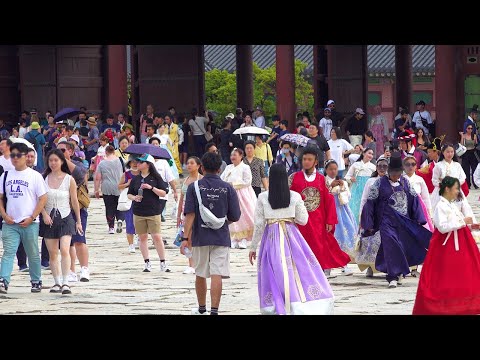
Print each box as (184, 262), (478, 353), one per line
(338, 188), (349, 206)
(77, 183), (90, 209)
(192, 117), (213, 142)
(117, 188), (132, 211)
(456, 142), (467, 157)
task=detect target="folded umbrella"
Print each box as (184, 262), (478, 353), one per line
(54, 108), (81, 123)
(124, 143), (171, 160)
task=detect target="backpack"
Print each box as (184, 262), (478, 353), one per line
(194, 180), (226, 230)
(26, 132), (41, 149)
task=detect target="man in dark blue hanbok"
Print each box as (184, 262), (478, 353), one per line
(361, 152), (432, 288)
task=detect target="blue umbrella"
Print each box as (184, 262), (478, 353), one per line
(124, 143), (171, 160)
(54, 108), (81, 123)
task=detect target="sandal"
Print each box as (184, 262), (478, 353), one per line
(61, 284), (72, 295)
(50, 284), (62, 293)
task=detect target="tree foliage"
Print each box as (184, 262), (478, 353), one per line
(205, 60), (314, 124)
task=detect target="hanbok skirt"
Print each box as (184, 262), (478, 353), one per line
(333, 194), (357, 258)
(413, 227), (480, 315)
(419, 197), (434, 232)
(258, 220), (335, 315)
(370, 123), (385, 156)
(160, 144), (179, 179)
(229, 186), (256, 241)
(354, 230), (381, 272)
(350, 175), (370, 222)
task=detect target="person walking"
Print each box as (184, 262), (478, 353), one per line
(181, 152), (241, 315)
(460, 125), (478, 189)
(345, 108), (368, 147)
(249, 163), (335, 315)
(0, 143), (48, 294)
(327, 127), (354, 178)
(275, 141), (300, 176)
(24, 122), (46, 173)
(94, 145), (125, 234)
(221, 148), (257, 249)
(127, 154), (170, 272)
(243, 141), (269, 197)
(254, 135), (273, 177)
(41, 149), (83, 295)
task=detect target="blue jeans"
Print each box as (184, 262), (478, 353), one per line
(264, 161), (270, 177)
(0, 222), (41, 285)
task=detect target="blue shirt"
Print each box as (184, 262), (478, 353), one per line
(184, 174), (241, 247)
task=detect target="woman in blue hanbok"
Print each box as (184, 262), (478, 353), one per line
(361, 152), (432, 288)
(324, 159), (356, 275)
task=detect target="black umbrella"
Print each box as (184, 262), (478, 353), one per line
(124, 143), (171, 160)
(54, 108), (81, 123)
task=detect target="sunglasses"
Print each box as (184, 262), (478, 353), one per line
(377, 164), (388, 169)
(467, 127), (473, 130)
(10, 153), (25, 159)
(404, 162), (416, 167)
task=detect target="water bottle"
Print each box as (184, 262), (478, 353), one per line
(137, 188), (143, 201)
(184, 247), (193, 258)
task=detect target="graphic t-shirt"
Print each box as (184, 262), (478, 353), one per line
(0, 168), (48, 223)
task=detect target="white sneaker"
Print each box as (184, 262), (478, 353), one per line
(116, 220), (123, 233)
(191, 308), (209, 315)
(108, 228), (115, 234)
(134, 235), (139, 248)
(143, 261), (152, 272)
(238, 239), (247, 249)
(128, 244), (136, 254)
(366, 267), (374, 278)
(160, 261), (171, 273)
(342, 266), (353, 276)
(388, 280), (398, 288)
(231, 241), (238, 249)
(324, 269), (337, 279)
(183, 266), (195, 274)
(67, 272), (78, 283)
(397, 275), (403, 285)
(79, 267), (90, 282)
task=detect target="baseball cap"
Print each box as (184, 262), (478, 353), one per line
(69, 134), (80, 144)
(327, 100), (335, 106)
(355, 108), (365, 115)
(226, 113), (235, 120)
(324, 107), (332, 112)
(136, 154), (155, 164)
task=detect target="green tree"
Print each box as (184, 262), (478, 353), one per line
(205, 60), (314, 124)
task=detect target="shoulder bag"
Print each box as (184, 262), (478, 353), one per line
(192, 118), (213, 142)
(194, 180), (226, 229)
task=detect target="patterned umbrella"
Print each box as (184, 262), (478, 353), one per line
(280, 133), (311, 147)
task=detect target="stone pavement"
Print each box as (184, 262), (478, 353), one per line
(1, 185), (479, 315)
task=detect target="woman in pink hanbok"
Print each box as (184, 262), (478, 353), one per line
(369, 105), (389, 156)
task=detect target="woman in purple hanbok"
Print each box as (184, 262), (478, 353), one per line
(249, 164), (335, 315)
(361, 152), (432, 288)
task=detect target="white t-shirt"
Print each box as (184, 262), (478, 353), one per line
(319, 118), (333, 140)
(328, 139), (353, 171)
(19, 127), (27, 139)
(154, 159), (175, 201)
(0, 155), (14, 171)
(0, 167), (48, 223)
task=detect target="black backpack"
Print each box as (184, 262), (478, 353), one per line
(25, 132), (41, 149)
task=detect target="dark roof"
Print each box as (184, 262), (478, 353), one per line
(204, 45), (436, 76)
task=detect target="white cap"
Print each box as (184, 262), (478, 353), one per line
(69, 134), (80, 144)
(226, 113), (235, 119)
(327, 100), (335, 106)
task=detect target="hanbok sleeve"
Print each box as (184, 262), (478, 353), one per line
(457, 163), (467, 185)
(344, 162), (356, 181)
(474, 163), (480, 188)
(242, 164), (253, 187)
(460, 199), (477, 223)
(419, 177), (432, 216)
(294, 196), (309, 226)
(360, 178), (380, 230)
(432, 162), (442, 187)
(321, 177), (338, 225)
(406, 179), (426, 225)
(250, 197), (266, 251)
(434, 202), (466, 234)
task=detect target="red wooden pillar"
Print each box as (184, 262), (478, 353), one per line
(435, 45), (458, 142)
(236, 45), (253, 112)
(106, 45), (128, 115)
(395, 45), (412, 113)
(276, 45), (296, 132)
(313, 45), (328, 119)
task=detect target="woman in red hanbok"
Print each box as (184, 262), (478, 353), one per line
(413, 176), (480, 315)
(289, 147), (350, 278)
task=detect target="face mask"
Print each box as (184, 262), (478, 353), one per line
(282, 149), (290, 154)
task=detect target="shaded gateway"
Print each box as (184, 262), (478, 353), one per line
(0, 45), (474, 141)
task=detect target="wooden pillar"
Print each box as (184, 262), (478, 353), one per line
(236, 45), (253, 112)
(276, 45), (296, 132)
(313, 45), (328, 119)
(395, 45), (412, 112)
(106, 45), (128, 115)
(435, 45), (458, 142)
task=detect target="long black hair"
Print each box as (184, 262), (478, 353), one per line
(439, 143), (459, 162)
(439, 176), (463, 201)
(356, 147), (374, 162)
(43, 149), (72, 179)
(268, 163), (290, 209)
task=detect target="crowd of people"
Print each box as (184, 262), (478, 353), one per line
(2, 99), (480, 316)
